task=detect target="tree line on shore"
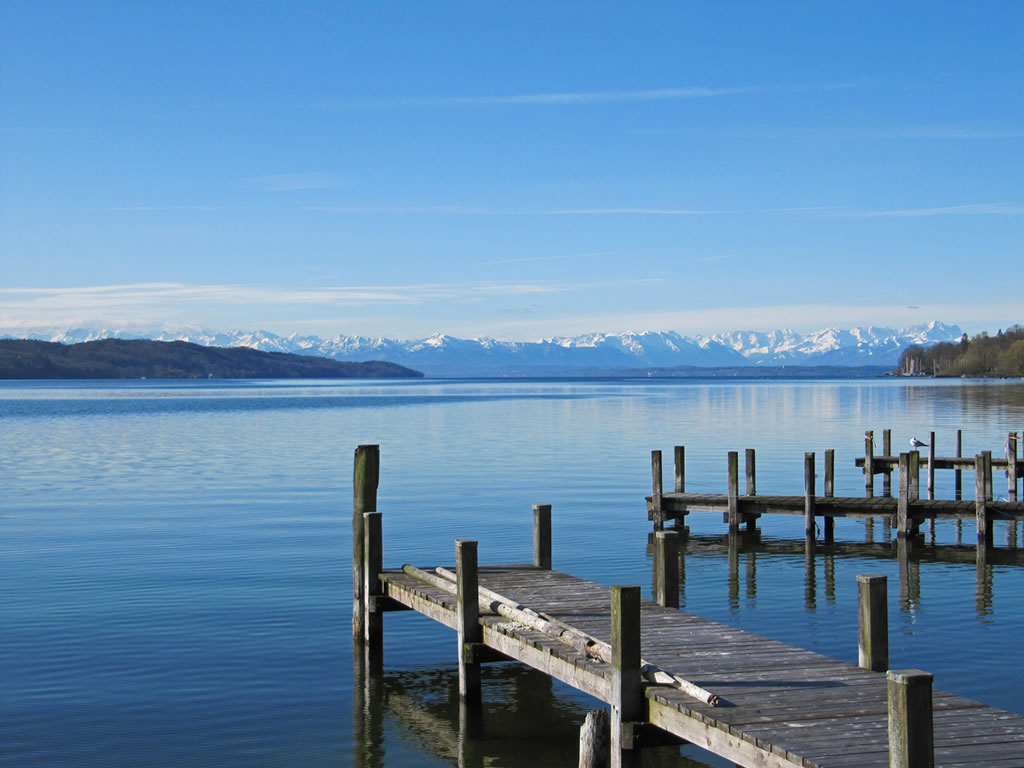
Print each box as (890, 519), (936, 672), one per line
(897, 325), (1024, 377)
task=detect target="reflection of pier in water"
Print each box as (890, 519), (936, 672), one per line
(648, 527), (1023, 619)
(352, 659), (703, 768)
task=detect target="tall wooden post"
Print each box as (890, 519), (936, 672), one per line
(804, 452), (816, 545)
(983, 450), (993, 501)
(363, 511), (383, 662)
(887, 670), (934, 768)
(883, 429), (893, 497)
(654, 530), (679, 609)
(908, 450), (920, 504)
(824, 449), (835, 544)
(1007, 432), (1019, 502)
(926, 432), (936, 501)
(610, 586), (642, 768)
(674, 445), (685, 493)
(857, 574), (888, 672)
(976, 454), (992, 549)
(865, 431), (875, 497)
(745, 448), (756, 496)
(651, 450), (664, 532)
(727, 451), (740, 532)
(897, 452), (910, 538)
(353, 444), (380, 642)
(456, 539), (482, 703)
(533, 504), (552, 570)
(954, 429), (963, 500)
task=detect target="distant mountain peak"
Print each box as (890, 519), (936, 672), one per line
(0, 321), (963, 376)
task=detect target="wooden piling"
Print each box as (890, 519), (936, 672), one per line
(363, 511), (383, 656)
(610, 585), (642, 768)
(727, 451), (740, 532)
(954, 429), (963, 500)
(983, 450), (993, 501)
(654, 530), (679, 609)
(887, 669), (934, 768)
(883, 429), (892, 497)
(579, 708), (610, 768)
(865, 431), (875, 497)
(908, 450), (920, 503)
(745, 448), (756, 496)
(674, 446), (685, 493)
(824, 449), (835, 544)
(804, 452), (816, 545)
(976, 454), (992, 549)
(353, 444), (380, 642)
(857, 574), (888, 672)
(927, 432), (936, 500)
(456, 539), (482, 702)
(1008, 432), (1019, 502)
(897, 453), (910, 538)
(534, 504), (552, 570)
(651, 450), (664, 532)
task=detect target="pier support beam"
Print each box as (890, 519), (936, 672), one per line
(534, 504), (552, 570)
(824, 449), (835, 544)
(610, 585), (642, 768)
(1008, 432), (1019, 502)
(887, 670), (934, 768)
(864, 431), (875, 497)
(651, 450), (664, 532)
(579, 708), (610, 768)
(727, 451), (740, 533)
(804, 452), (816, 547)
(654, 530), (679, 609)
(353, 444), (380, 643)
(976, 453), (992, 549)
(456, 540), (482, 703)
(674, 445), (685, 493)
(897, 453), (920, 539)
(857, 574), (888, 672)
(883, 429), (892, 497)
(926, 432), (935, 500)
(363, 511), (383, 665)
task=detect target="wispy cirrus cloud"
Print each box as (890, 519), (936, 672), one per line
(351, 82), (860, 109)
(824, 202), (1024, 218)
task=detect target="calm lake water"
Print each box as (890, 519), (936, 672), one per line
(2, 377), (1024, 767)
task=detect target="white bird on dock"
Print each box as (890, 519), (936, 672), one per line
(909, 436), (928, 449)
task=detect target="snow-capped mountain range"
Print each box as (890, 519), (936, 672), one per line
(2, 322), (962, 376)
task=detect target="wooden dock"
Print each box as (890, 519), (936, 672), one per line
(647, 439), (1024, 548)
(352, 445), (1024, 768)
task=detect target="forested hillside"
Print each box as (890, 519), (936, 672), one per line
(897, 326), (1024, 377)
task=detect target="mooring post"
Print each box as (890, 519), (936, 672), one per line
(674, 445), (685, 493)
(456, 539), (482, 703)
(727, 451), (740, 533)
(865, 431), (875, 497)
(883, 429), (893, 497)
(824, 449), (835, 544)
(363, 511), (383, 662)
(804, 452), (816, 551)
(610, 585), (642, 768)
(976, 454), (992, 549)
(745, 448), (756, 496)
(887, 670), (934, 768)
(908, 450), (920, 504)
(983, 450), (993, 501)
(897, 452), (911, 538)
(954, 429), (963, 500)
(534, 504), (552, 570)
(651, 450), (664, 532)
(353, 444), (380, 643)
(857, 574), (888, 672)
(654, 530), (679, 609)
(578, 708), (610, 768)
(1008, 432), (1019, 502)
(927, 432), (936, 501)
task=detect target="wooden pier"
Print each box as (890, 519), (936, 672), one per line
(352, 445), (1024, 768)
(648, 434), (1024, 549)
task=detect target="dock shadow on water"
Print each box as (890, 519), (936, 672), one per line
(352, 657), (717, 768)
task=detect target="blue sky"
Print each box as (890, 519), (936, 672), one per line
(1, 1), (1021, 340)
